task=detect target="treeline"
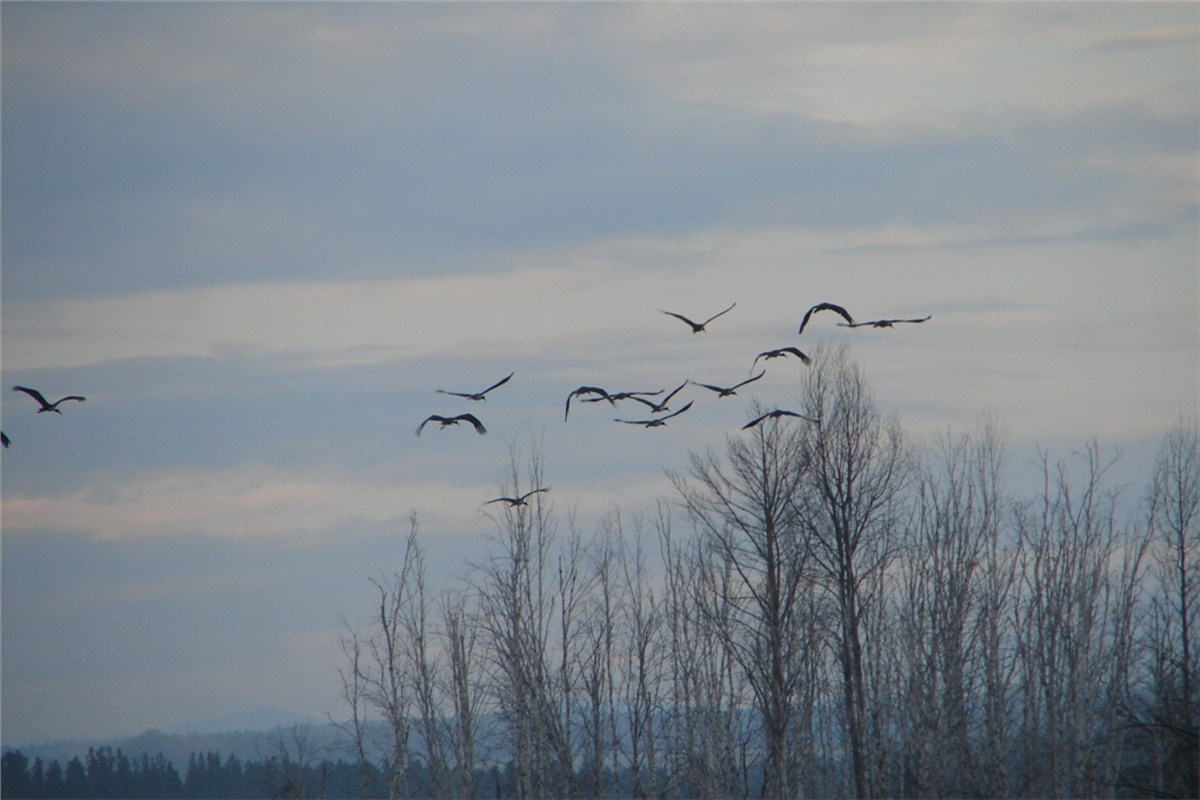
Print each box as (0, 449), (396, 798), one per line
(0, 747), (385, 799)
(331, 349), (1197, 800)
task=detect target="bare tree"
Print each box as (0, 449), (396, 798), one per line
(1139, 418), (1200, 798)
(795, 348), (909, 799)
(1012, 442), (1146, 798)
(440, 590), (481, 800)
(672, 399), (817, 798)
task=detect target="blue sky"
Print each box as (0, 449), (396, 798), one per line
(2, 2), (1197, 744)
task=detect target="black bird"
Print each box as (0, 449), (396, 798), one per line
(626, 381), (689, 414)
(839, 315), (932, 329)
(12, 385), (86, 414)
(615, 401), (694, 428)
(565, 386), (613, 421)
(661, 302), (736, 333)
(487, 488), (550, 507)
(584, 388), (664, 403)
(415, 413), (487, 436)
(691, 371), (765, 398)
(1, 432), (9, 449)
(741, 409), (816, 430)
(798, 302), (854, 335)
(436, 372), (513, 401)
(752, 346), (811, 370)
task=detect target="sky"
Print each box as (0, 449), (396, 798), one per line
(2, 2), (1197, 746)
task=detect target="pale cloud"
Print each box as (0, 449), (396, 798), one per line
(2, 462), (488, 542)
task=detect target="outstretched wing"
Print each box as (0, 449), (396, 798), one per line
(798, 302), (854, 334)
(702, 302), (737, 326)
(436, 389), (475, 398)
(661, 310), (700, 329)
(779, 346), (812, 365)
(690, 381), (727, 395)
(57, 396), (86, 404)
(660, 381), (688, 406)
(13, 385), (50, 408)
(731, 371), (765, 391)
(481, 371), (514, 395)
(519, 487), (550, 502)
(456, 413), (487, 434)
(565, 386), (609, 420)
(660, 400), (694, 421)
(741, 409), (811, 430)
(416, 415), (448, 436)
(416, 415), (440, 436)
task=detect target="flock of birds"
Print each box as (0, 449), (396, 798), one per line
(2, 302), (928, 507)
(412, 300), (929, 504)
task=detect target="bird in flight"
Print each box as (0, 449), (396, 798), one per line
(12, 385), (86, 414)
(690, 371), (766, 398)
(615, 401), (694, 428)
(661, 302), (736, 333)
(415, 413), (488, 436)
(564, 386), (614, 421)
(798, 302), (854, 335)
(1, 432), (9, 449)
(437, 372), (513, 401)
(626, 381), (689, 414)
(839, 315), (932, 329)
(741, 409), (816, 430)
(487, 488), (550, 507)
(752, 346), (811, 370)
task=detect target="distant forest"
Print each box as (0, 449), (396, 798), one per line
(0, 746), (415, 799)
(5, 353), (1197, 800)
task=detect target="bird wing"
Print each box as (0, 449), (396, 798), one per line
(436, 389), (475, 398)
(13, 385), (50, 407)
(457, 413), (487, 434)
(57, 396), (86, 404)
(1, 432), (9, 448)
(565, 386), (609, 420)
(690, 381), (727, 394)
(782, 347), (812, 364)
(702, 302), (736, 326)
(732, 371), (766, 390)
(481, 371), (514, 395)
(900, 315), (932, 324)
(661, 381), (688, 405)
(742, 413), (770, 430)
(486, 497), (517, 505)
(416, 415), (443, 436)
(799, 302), (853, 334)
(661, 310), (700, 328)
(661, 401), (694, 420)
(520, 488), (549, 502)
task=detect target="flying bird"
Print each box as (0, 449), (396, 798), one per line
(565, 386), (613, 421)
(752, 346), (811, 370)
(415, 413), (488, 436)
(839, 315), (932, 329)
(12, 385), (86, 414)
(690, 371), (766, 398)
(798, 302), (854, 335)
(436, 372), (513, 401)
(615, 401), (694, 428)
(741, 409), (816, 430)
(1, 432), (9, 449)
(661, 302), (737, 333)
(585, 388), (664, 403)
(626, 381), (689, 414)
(487, 488), (550, 507)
